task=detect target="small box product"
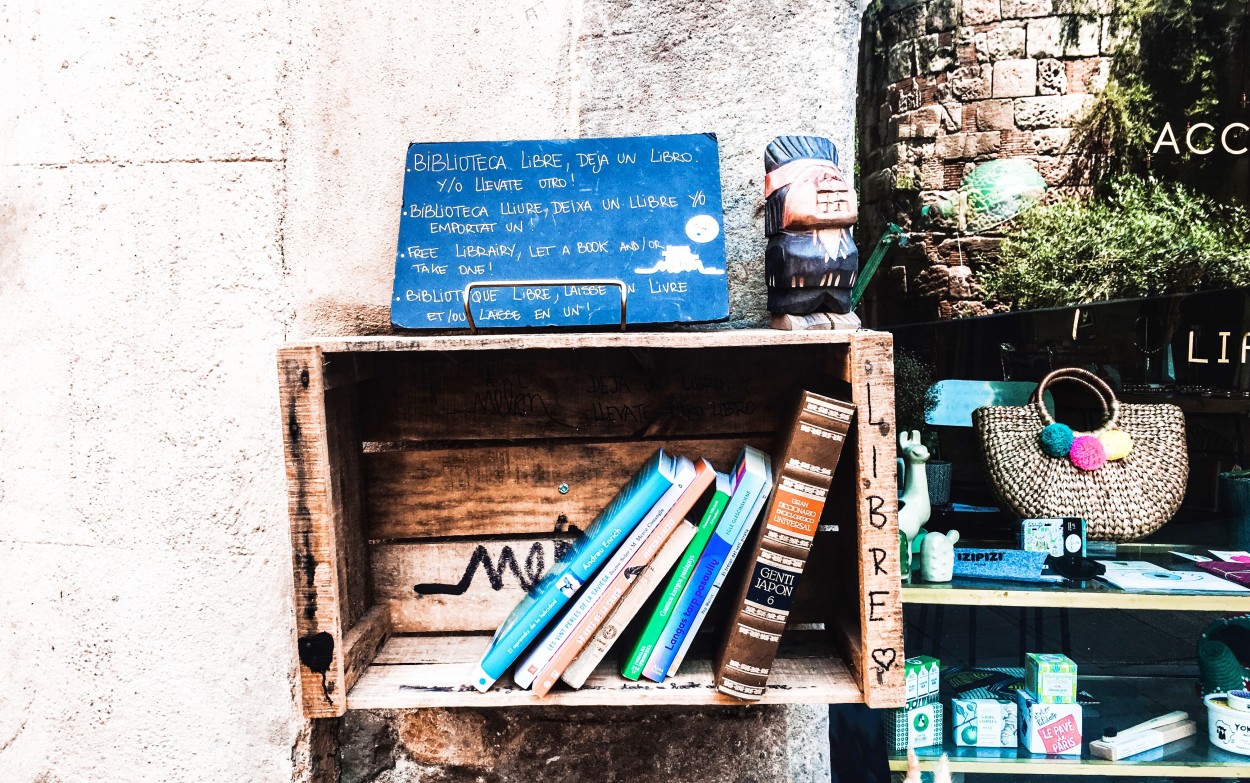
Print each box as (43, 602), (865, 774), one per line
(1018, 689), (1083, 755)
(885, 702), (944, 751)
(951, 697), (1018, 748)
(905, 655), (940, 707)
(1026, 653), (1077, 704)
(1020, 518), (1085, 558)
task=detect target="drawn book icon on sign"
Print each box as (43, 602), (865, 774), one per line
(635, 245), (725, 276)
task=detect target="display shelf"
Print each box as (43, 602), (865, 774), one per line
(278, 328), (905, 717)
(903, 543), (1250, 611)
(888, 676), (1249, 778)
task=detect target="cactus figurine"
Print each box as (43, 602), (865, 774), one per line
(920, 530), (959, 583)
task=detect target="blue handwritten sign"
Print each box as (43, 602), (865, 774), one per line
(391, 134), (729, 329)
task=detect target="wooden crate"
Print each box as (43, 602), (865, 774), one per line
(278, 329), (904, 717)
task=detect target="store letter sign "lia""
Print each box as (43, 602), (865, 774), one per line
(1186, 330), (1250, 364)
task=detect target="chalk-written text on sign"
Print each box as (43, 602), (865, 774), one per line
(391, 134), (729, 329)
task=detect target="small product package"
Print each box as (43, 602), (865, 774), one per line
(1026, 653), (1078, 704)
(1017, 689), (1083, 755)
(1020, 518), (1085, 558)
(885, 702), (944, 751)
(905, 655), (941, 707)
(951, 697), (1019, 748)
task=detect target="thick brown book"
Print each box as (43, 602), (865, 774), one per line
(712, 390), (854, 700)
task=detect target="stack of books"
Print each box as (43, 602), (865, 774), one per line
(471, 390), (855, 699)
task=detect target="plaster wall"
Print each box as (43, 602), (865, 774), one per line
(0, 1), (863, 780)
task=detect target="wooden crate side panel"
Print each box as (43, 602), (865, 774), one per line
(364, 436), (771, 540)
(325, 384), (371, 626)
(373, 539), (576, 633)
(359, 346), (839, 442)
(280, 346), (351, 717)
(848, 333), (906, 708)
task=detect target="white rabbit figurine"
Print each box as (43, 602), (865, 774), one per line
(920, 529), (959, 583)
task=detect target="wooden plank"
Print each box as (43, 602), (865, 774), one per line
(287, 328), (861, 354)
(847, 332), (905, 708)
(348, 637), (863, 708)
(279, 345), (353, 718)
(341, 604), (391, 696)
(364, 437), (769, 540)
(372, 634), (492, 665)
(307, 718), (339, 783)
(373, 538), (576, 633)
(359, 345), (839, 442)
(325, 384), (370, 626)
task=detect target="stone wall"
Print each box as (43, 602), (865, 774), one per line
(857, 0), (1120, 323)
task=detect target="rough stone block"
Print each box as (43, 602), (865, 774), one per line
(898, 106), (943, 139)
(1013, 94), (1092, 128)
(936, 133), (967, 159)
(864, 169), (899, 201)
(981, 25), (1027, 60)
(940, 102), (963, 131)
(360, 706), (804, 782)
(962, 0), (1002, 25)
(921, 157), (948, 188)
(1054, 0), (1113, 13)
(1038, 58), (1067, 94)
(1026, 17), (1062, 58)
(994, 59), (1038, 97)
(918, 34), (956, 73)
(955, 25), (977, 46)
(1031, 127), (1073, 154)
(935, 131), (1001, 159)
(976, 99), (1016, 130)
(1001, 0), (1053, 18)
(1036, 154), (1080, 185)
(890, 40), (918, 81)
(950, 64), (993, 100)
(886, 4), (929, 39)
(927, 0), (958, 32)
(1064, 16), (1102, 57)
(973, 130), (1004, 157)
(1102, 17), (1133, 55)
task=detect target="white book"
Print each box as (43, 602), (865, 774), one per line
(560, 519), (699, 689)
(512, 456), (697, 689)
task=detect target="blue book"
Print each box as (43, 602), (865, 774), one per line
(472, 448), (680, 691)
(642, 446), (773, 682)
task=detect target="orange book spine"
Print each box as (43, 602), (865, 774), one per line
(531, 460), (715, 696)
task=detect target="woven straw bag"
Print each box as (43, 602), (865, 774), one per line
(972, 367), (1187, 541)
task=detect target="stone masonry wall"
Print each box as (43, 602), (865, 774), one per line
(857, 0), (1122, 323)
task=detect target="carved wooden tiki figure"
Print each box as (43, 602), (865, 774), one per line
(764, 135), (859, 315)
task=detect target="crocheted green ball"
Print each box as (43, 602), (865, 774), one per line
(1039, 423), (1075, 457)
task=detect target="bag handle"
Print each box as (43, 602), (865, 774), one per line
(1029, 367), (1120, 435)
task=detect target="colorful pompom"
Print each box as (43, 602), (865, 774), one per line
(1069, 435), (1107, 471)
(1039, 423), (1075, 457)
(1099, 429), (1133, 461)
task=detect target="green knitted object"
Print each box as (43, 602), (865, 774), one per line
(1198, 616), (1250, 695)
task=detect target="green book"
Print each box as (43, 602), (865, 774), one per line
(622, 470), (730, 680)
